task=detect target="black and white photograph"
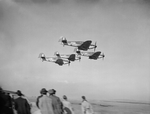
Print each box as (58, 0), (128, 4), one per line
(0, 0), (150, 114)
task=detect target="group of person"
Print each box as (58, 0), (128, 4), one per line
(0, 87), (94, 114)
(0, 88), (14, 114)
(0, 87), (31, 114)
(35, 88), (73, 114)
(36, 88), (94, 114)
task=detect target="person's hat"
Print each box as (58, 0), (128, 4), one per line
(16, 90), (23, 96)
(82, 96), (86, 100)
(48, 89), (54, 94)
(48, 89), (56, 94)
(52, 89), (56, 94)
(40, 88), (47, 94)
(63, 95), (67, 99)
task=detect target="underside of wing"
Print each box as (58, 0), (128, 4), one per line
(55, 59), (64, 66)
(68, 54), (76, 61)
(78, 40), (92, 51)
(89, 51), (101, 60)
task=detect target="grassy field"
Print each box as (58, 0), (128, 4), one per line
(29, 97), (150, 114)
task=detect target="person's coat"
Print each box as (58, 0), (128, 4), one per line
(39, 95), (54, 114)
(15, 96), (31, 114)
(36, 95), (43, 108)
(49, 95), (63, 114)
(81, 101), (94, 114)
(62, 100), (74, 114)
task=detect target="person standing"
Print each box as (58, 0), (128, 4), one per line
(62, 95), (74, 114)
(38, 88), (54, 114)
(81, 96), (94, 114)
(36, 88), (43, 109)
(48, 89), (63, 114)
(0, 87), (7, 114)
(11, 95), (17, 114)
(14, 90), (31, 114)
(5, 93), (13, 114)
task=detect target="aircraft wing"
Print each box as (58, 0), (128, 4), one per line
(68, 54), (76, 61)
(55, 58), (70, 66)
(89, 51), (101, 60)
(60, 54), (81, 62)
(66, 41), (83, 47)
(67, 41), (83, 44)
(81, 52), (94, 56)
(55, 59), (64, 66)
(78, 40), (92, 51)
(46, 57), (58, 62)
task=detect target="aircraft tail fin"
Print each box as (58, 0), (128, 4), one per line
(54, 51), (60, 57)
(59, 36), (67, 46)
(39, 53), (46, 62)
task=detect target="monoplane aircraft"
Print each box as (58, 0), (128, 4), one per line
(59, 36), (97, 51)
(54, 51), (81, 61)
(75, 49), (105, 60)
(38, 53), (70, 66)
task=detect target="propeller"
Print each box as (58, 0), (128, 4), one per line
(38, 53), (41, 58)
(101, 53), (105, 60)
(58, 36), (64, 42)
(94, 42), (97, 51)
(68, 61), (71, 66)
(60, 42), (65, 46)
(76, 54), (81, 62)
(78, 56), (81, 62)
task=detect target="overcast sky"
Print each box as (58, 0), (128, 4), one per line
(0, 0), (150, 102)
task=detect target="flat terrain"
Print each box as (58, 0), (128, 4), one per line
(30, 99), (150, 114)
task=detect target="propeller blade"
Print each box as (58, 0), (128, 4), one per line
(59, 36), (63, 42)
(79, 56), (81, 62)
(68, 61), (71, 66)
(38, 54), (41, 58)
(94, 42), (97, 51)
(60, 42), (64, 46)
(102, 53), (105, 60)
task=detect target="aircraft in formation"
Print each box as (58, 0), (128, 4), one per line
(59, 36), (97, 51)
(38, 53), (70, 66)
(75, 49), (105, 60)
(54, 51), (81, 62)
(39, 36), (105, 66)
